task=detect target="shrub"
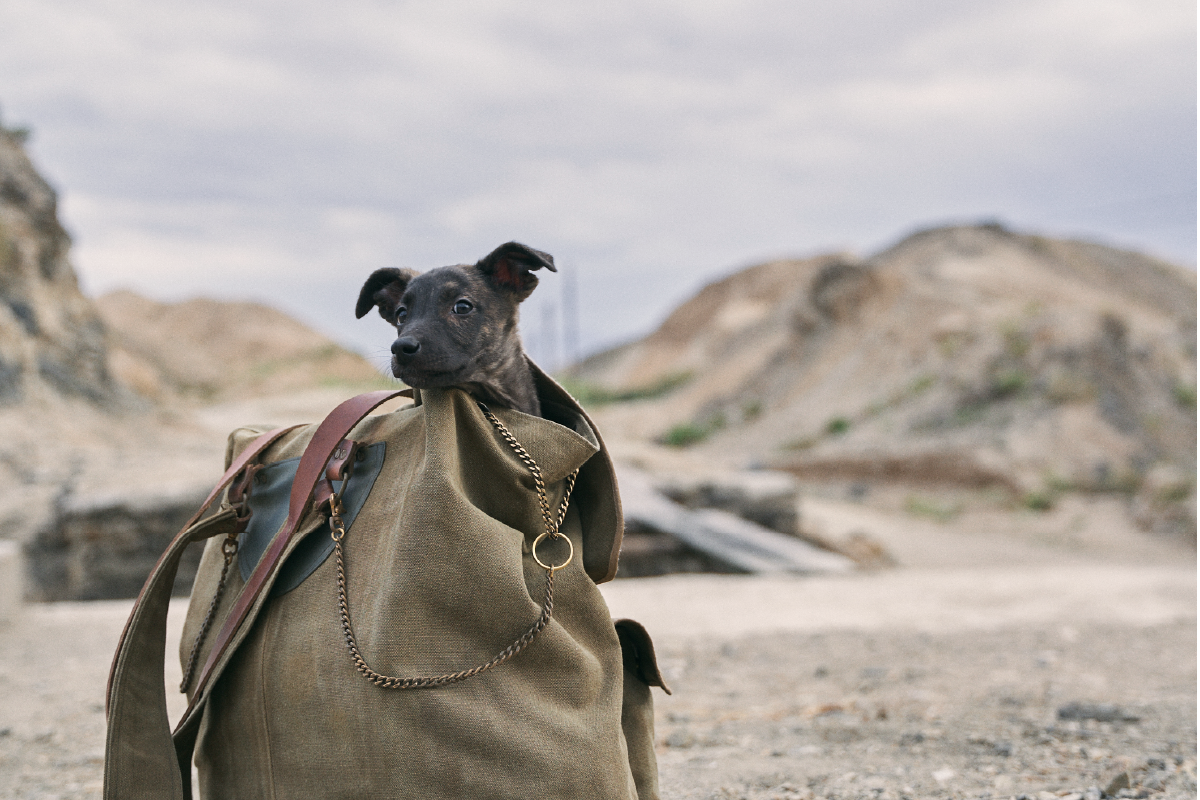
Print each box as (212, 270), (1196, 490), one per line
(1023, 491), (1055, 511)
(558, 371), (694, 407)
(662, 422), (712, 448)
(825, 417), (851, 435)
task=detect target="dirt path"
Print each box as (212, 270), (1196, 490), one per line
(0, 558), (1193, 799)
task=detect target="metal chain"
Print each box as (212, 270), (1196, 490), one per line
(179, 534), (239, 693)
(334, 540), (555, 688)
(333, 403), (578, 690)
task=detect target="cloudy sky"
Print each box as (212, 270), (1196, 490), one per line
(1, 0), (1195, 367)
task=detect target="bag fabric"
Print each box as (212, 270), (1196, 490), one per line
(106, 368), (667, 799)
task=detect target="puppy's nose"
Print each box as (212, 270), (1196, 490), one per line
(392, 337), (420, 357)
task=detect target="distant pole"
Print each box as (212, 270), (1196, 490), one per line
(542, 298), (558, 373)
(562, 265), (580, 368)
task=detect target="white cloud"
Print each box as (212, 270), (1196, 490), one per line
(2, 0), (1194, 356)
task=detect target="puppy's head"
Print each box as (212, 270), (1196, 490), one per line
(355, 242), (555, 391)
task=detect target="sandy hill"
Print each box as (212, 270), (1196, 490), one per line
(96, 290), (387, 403)
(574, 224), (1196, 534)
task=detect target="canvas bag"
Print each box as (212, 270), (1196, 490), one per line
(104, 368), (669, 799)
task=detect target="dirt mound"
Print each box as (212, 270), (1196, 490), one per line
(573, 224), (1196, 535)
(96, 290), (387, 402)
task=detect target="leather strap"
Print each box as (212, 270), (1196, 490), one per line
(313, 438), (361, 510)
(182, 389), (412, 718)
(106, 424), (302, 713)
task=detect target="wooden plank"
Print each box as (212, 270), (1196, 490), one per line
(616, 467), (855, 575)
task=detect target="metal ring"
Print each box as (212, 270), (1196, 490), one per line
(532, 532), (573, 573)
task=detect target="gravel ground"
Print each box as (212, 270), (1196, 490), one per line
(650, 621), (1195, 800)
(0, 560), (1194, 800)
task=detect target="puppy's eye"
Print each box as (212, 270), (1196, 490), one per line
(452, 299), (474, 315)
(394, 306), (407, 324)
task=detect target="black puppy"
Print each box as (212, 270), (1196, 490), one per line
(355, 242), (556, 417)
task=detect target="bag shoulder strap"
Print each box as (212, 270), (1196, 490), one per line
(180, 389), (411, 714)
(104, 389), (411, 800)
(106, 423), (303, 714)
(104, 424), (302, 800)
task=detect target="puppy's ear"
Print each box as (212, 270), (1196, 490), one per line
(356, 268), (417, 324)
(475, 242), (556, 302)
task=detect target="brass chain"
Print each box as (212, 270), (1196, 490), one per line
(333, 402), (578, 689)
(179, 533), (239, 693)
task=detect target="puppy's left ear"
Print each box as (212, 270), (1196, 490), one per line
(475, 242), (556, 302)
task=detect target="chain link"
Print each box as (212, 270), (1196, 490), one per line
(179, 533), (238, 693)
(333, 402), (578, 689)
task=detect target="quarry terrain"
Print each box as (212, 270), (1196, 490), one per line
(0, 126), (1194, 798)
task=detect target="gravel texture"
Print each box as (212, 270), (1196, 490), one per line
(651, 620), (1195, 800)
(0, 560), (1194, 799)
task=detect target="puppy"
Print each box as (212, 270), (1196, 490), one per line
(355, 242), (556, 417)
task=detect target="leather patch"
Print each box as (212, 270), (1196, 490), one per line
(238, 441), (387, 596)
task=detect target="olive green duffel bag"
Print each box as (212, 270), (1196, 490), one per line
(104, 369), (669, 799)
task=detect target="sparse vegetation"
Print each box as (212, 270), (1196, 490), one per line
(1, 123), (31, 143)
(660, 412), (727, 448)
(1154, 480), (1193, 505)
(661, 423), (711, 447)
(1001, 323), (1031, 358)
(990, 368), (1028, 397)
(825, 416), (851, 435)
(1022, 491), (1055, 511)
(1173, 382), (1196, 409)
(908, 373), (936, 396)
(1046, 369), (1095, 403)
(952, 402), (986, 426)
(937, 332), (969, 357)
(741, 399), (763, 421)
(903, 495), (962, 522)
(558, 371), (693, 407)
(0, 221), (14, 272)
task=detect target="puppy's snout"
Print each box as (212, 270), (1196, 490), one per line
(392, 337), (421, 357)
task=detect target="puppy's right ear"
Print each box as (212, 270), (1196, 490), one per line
(356, 268), (417, 324)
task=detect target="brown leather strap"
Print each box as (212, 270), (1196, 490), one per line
(106, 424), (302, 713)
(313, 438), (361, 510)
(183, 389), (412, 718)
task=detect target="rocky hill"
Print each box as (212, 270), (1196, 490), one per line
(0, 130), (392, 599)
(574, 224), (1196, 536)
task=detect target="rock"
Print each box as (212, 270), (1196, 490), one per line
(0, 539), (20, 622)
(1103, 771), (1132, 795)
(0, 125), (122, 407)
(930, 766), (955, 783)
(25, 486), (209, 601)
(830, 530), (898, 570)
(1057, 702), (1140, 724)
(1131, 463), (1196, 539)
(656, 469), (800, 535)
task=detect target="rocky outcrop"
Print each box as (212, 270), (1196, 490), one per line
(0, 122), (391, 600)
(0, 125), (119, 406)
(26, 487), (208, 601)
